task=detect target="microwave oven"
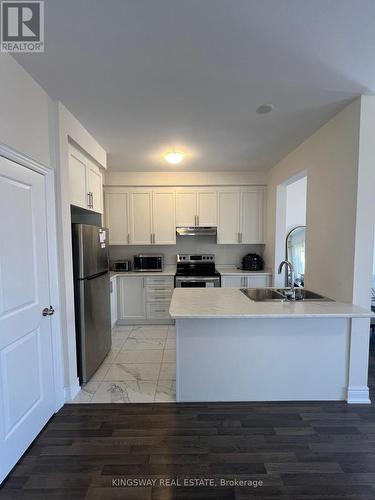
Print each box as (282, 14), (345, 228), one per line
(113, 260), (131, 272)
(133, 254), (164, 272)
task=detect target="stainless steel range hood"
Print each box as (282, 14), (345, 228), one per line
(176, 227), (217, 237)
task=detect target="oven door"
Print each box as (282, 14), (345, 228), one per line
(175, 276), (220, 288)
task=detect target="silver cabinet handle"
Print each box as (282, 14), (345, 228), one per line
(150, 234), (153, 244)
(87, 192), (93, 209)
(197, 215), (199, 226)
(240, 232), (243, 243)
(42, 305), (55, 316)
(194, 215), (196, 226)
(127, 234), (130, 244)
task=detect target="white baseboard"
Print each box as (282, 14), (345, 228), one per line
(64, 377), (81, 402)
(347, 386), (371, 404)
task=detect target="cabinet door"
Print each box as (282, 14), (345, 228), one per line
(87, 163), (103, 213)
(152, 189), (176, 245)
(104, 190), (130, 245)
(130, 190), (153, 245)
(110, 278), (118, 328)
(197, 190), (217, 226)
(221, 276), (244, 287)
(175, 189), (196, 226)
(246, 275), (271, 288)
(217, 191), (240, 244)
(69, 148), (88, 209)
(241, 188), (265, 243)
(117, 277), (146, 320)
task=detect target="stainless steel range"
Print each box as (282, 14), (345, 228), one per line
(175, 254), (221, 288)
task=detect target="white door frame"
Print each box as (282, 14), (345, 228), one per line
(0, 143), (65, 412)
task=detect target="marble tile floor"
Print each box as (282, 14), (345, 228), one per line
(72, 324), (176, 404)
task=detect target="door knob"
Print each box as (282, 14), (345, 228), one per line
(42, 306), (55, 317)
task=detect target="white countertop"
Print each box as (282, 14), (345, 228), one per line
(110, 265), (176, 279)
(217, 266), (272, 276)
(169, 288), (373, 319)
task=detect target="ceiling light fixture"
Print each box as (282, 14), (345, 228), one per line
(164, 151), (184, 164)
(256, 104), (274, 115)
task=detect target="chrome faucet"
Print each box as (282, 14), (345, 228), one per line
(278, 260), (295, 298)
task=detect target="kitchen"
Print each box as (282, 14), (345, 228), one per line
(1, 1), (375, 495)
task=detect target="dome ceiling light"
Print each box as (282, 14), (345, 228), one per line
(164, 151), (184, 164)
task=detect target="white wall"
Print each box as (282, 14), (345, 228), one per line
(265, 99), (362, 303)
(0, 55), (52, 166)
(110, 240), (264, 268)
(285, 176), (307, 233)
(53, 103), (107, 398)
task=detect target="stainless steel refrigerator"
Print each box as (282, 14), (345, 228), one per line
(72, 224), (111, 384)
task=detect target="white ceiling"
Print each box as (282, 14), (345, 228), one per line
(15, 0), (375, 171)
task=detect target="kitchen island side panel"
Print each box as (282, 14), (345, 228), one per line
(176, 317), (350, 402)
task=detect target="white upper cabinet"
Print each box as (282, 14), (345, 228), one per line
(197, 190), (217, 226)
(217, 190), (240, 244)
(87, 163), (103, 213)
(240, 188), (265, 244)
(218, 187), (266, 244)
(104, 189), (130, 245)
(69, 148), (87, 209)
(152, 189), (176, 245)
(175, 189), (196, 227)
(176, 188), (217, 227)
(105, 185), (266, 246)
(130, 190), (153, 245)
(68, 145), (103, 214)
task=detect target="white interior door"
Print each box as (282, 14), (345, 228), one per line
(0, 156), (55, 483)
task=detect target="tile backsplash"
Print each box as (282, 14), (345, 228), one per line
(109, 236), (265, 267)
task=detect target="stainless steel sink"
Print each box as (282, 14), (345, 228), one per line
(240, 288), (286, 302)
(277, 288), (334, 302)
(240, 288), (334, 302)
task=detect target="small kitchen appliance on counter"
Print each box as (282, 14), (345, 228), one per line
(113, 260), (131, 272)
(133, 254), (164, 272)
(175, 254), (221, 287)
(242, 253), (264, 271)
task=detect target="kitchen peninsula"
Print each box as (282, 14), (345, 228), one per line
(169, 288), (374, 404)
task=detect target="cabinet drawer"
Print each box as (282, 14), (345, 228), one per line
(146, 290), (173, 302)
(146, 285), (174, 293)
(147, 302), (171, 319)
(145, 276), (174, 286)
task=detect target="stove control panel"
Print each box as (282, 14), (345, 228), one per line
(177, 254), (215, 263)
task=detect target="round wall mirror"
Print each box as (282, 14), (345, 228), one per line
(286, 225), (306, 287)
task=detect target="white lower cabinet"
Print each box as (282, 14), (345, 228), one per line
(221, 276), (244, 288)
(117, 276), (146, 321)
(221, 274), (271, 288)
(110, 277), (118, 328)
(116, 275), (174, 323)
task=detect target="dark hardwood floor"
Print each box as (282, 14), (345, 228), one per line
(2, 349), (375, 499)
